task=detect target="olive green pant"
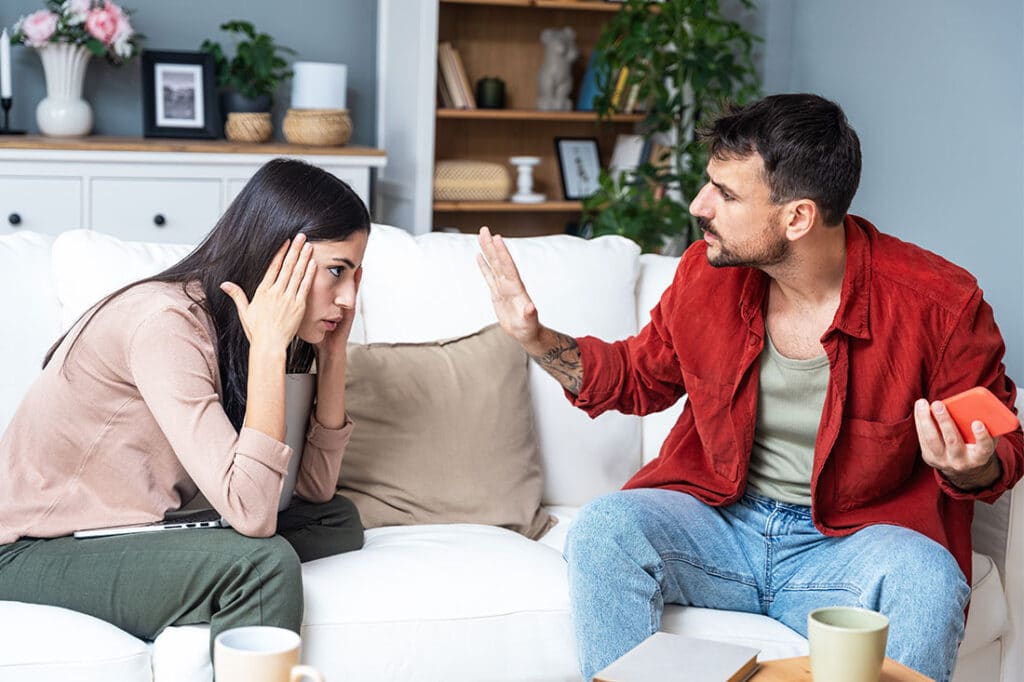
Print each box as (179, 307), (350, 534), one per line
(0, 494), (363, 650)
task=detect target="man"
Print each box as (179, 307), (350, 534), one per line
(476, 93), (1023, 682)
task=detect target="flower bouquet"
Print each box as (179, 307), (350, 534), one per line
(12, 0), (140, 64)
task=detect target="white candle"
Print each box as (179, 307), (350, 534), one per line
(291, 62), (347, 110)
(0, 29), (11, 99)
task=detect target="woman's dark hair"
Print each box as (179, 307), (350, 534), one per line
(43, 158), (371, 430)
(699, 93), (861, 226)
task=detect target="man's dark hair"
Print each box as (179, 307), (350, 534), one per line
(700, 93), (861, 226)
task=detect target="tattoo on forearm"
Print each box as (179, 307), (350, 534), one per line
(530, 333), (583, 395)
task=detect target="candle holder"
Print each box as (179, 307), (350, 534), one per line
(509, 156), (545, 204)
(0, 97), (26, 135)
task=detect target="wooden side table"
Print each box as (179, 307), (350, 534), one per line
(753, 656), (933, 681)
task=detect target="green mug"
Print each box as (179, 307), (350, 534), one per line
(808, 606), (889, 682)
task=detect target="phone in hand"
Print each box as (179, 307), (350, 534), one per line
(940, 386), (1020, 444)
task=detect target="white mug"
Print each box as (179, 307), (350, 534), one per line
(214, 626), (324, 682)
(808, 606), (889, 682)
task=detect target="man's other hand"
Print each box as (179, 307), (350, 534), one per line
(915, 399), (1002, 491)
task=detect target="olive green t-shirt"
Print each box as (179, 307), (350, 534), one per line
(746, 333), (830, 506)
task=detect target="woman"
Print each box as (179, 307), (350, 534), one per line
(0, 158), (368, 647)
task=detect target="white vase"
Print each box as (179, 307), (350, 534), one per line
(35, 43), (93, 137)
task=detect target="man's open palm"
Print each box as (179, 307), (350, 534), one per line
(476, 226), (541, 346)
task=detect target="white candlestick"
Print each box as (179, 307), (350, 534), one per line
(1, 29), (11, 99)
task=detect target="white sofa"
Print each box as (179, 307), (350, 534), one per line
(0, 225), (1020, 682)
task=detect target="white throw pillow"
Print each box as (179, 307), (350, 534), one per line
(359, 224), (644, 507)
(51, 229), (193, 330)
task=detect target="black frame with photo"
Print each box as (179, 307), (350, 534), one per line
(554, 137), (602, 200)
(141, 50), (221, 140)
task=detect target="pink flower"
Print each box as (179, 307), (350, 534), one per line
(62, 0), (93, 26)
(18, 10), (59, 48)
(85, 3), (122, 46)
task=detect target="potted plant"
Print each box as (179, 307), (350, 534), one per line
(200, 20), (294, 114)
(582, 0), (761, 254)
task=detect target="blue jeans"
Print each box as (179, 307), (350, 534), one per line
(565, 489), (970, 681)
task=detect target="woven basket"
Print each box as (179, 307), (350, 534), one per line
(283, 108), (353, 146)
(433, 160), (511, 201)
(225, 112), (272, 143)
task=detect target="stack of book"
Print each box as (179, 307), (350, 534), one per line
(576, 50), (644, 114)
(437, 42), (476, 109)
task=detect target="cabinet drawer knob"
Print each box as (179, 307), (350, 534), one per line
(153, 213), (166, 227)
(8, 213), (21, 226)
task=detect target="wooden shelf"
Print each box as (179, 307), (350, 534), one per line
(0, 135), (385, 157)
(440, 0), (622, 11)
(436, 108), (643, 122)
(434, 200), (582, 212)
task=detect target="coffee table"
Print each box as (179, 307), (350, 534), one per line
(753, 656), (933, 681)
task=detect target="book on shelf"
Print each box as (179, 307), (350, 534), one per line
(593, 632), (759, 682)
(576, 50), (601, 111)
(610, 67), (630, 111)
(437, 42), (476, 109)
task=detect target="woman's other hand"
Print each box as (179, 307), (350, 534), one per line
(221, 233), (316, 352)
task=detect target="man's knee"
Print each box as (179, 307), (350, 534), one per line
(856, 526), (969, 612)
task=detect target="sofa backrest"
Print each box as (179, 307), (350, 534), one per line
(0, 232), (62, 431)
(1, 227), (659, 509)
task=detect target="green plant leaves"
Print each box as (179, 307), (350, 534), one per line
(583, 0), (761, 253)
(199, 21), (294, 100)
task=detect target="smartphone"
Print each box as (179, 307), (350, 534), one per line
(940, 386), (1020, 444)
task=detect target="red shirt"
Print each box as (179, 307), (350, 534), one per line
(571, 215), (1023, 583)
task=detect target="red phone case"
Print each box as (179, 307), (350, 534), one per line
(941, 387), (1020, 444)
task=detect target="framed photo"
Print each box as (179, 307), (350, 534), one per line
(555, 137), (602, 200)
(141, 50), (221, 139)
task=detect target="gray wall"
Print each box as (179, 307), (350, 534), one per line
(762, 0), (1024, 382)
(0, 0), (378, 145)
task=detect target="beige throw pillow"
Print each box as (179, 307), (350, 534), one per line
(338, 324), (555, 539)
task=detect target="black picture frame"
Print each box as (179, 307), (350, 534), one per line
(555, 137), (602, 200)
(141, 50), (221, 139)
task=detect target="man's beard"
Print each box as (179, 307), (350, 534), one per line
(699, 216), (789, 269)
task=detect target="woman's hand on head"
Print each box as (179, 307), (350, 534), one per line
(315, 264), (362, 362)
(221, 233), (316, 352)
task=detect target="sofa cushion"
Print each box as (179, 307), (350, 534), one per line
(299, 522), (578, 681)
(0, 601), (151, 682)
(339, 324), (554, 539)
(358, 225), (643, 507)
(0, 232), (61, 434)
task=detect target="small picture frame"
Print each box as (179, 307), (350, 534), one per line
(141, 50), (221, 139)
(555, 137), (602, 200)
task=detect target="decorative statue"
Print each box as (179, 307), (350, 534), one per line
(536, 27), (578, 111)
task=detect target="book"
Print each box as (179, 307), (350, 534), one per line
(610, 67), (630, 111)
(437, 42), (466, 108)
(576, 50), (600, 111)
(449, 44), (477, 109)
(593, 632), (759, 682)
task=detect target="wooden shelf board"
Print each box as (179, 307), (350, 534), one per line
(437, 108), (643, 122)
(0, 135), (385, 157)
(441, 0), (622, 11)
(434, 200), (582, 212)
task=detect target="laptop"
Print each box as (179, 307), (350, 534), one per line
(74, 374), (316, 538)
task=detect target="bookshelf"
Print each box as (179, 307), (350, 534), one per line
(376, 0), (638, 237)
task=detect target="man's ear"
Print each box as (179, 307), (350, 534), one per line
(783, 199), (818, 241)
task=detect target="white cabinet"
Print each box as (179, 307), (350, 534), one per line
(0, 139), (387, 243)
(0, 176), (82, 233)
